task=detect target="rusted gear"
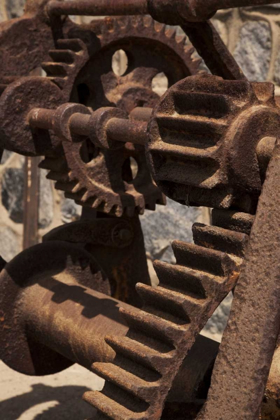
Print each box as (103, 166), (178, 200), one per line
(0, 241), (111, 376)
(0, 0), (56, 79)
(40, 16), (200, 216)
(83, 209), (251, 419)
(147, 73), (280, 213)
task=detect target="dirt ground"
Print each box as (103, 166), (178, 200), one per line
(0, 361), (104, 419)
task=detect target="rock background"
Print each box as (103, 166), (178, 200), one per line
(0, 2), (278, 339)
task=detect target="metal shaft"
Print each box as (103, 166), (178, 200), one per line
(47, 0), (280, 22)
(47, 0), (148, 17)
(106, 118), (148, 145)
(22, 274), (130, 370)
(29, 106), (150, 146)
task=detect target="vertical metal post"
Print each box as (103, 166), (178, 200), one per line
(23, 157), (40, 249)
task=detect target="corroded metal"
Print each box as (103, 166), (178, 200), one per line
(198, 142), (280, 420)
(148, 74), (280, 212)
(83, 211), (247, 419)
(44, 215), (151, 307)
(2, 1), (280, 419)
(46, 0), (280, 24)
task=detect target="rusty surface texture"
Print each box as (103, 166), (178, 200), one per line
(84, 211), (247, 419)
(148, 74), (280, 213)
(198, 142), (280, 420)
(2, 1), (280, 419)
(46, 0), (280, 24)
(44, 214), (151, 308)
(0, 0), (55, 78)
(24, 15), (200, 217)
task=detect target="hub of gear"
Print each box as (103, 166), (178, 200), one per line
(39, 16), (200, 217)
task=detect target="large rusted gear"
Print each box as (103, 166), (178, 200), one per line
(147, 73), (280, 214)
(40, 16), (200, 217)
(83, 209), (250, 419)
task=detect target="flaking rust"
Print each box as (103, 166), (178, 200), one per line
(1, 1), (280, 419)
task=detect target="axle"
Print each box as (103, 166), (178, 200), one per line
(47, 0), (280, 23)
(28, 105), (150, 147)
(28, 102), (276, 176)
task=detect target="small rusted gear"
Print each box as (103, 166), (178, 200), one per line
(40, 16), (200, 217)
(147, 73), (280, 213)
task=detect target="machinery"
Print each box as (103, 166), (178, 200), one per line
(1, 1), (280, 419)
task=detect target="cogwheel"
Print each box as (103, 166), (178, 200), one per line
(40, 16), (200, 217)
(148, 73), (280, 213)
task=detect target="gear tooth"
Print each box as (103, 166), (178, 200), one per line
(143, 15), (153, 28)
(176, 35), (187, 45)
(115, 206), (124, 217)
(72, 182), (83, 194)
(117, 16), (129, 29)
(92, 198), (103, 209)
(68, 171), (77, 182)
(81, 190), (94, 202)
(165, 28), (177, 39)
(104, 201), (113, 213)
(192, 58), (203, 71)
(41, 62), (68, 77)
(154, 21), (166, 34)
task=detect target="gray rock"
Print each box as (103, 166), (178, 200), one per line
(141, 198), (200, 263)
(0, 226), (21, 261)
(1, 150), (13, 164)
(273, 49), (280, 86)
(61, 197), (82, 224)
(5, 0), (25, 19)
(234, 21), (271, 82)
(39, 170), (54, 229)
(2, 167), (24, 223)
(203, 293), (233, 341)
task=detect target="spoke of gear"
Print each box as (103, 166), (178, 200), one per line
(40, 16), (200, 217)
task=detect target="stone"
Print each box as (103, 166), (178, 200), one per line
(234, 21), (271, 82)
(1, 151), (14, 164)
(141, 198), (201, 263)
(0, 225), (21, 261)
(2, 167), (24, 224)
(203, 293), (233, 342)
(4, 0), (25, 19)
(39, 169), (54, 229)
(61, 197), (82, 224)
(273, 50), (280, 86)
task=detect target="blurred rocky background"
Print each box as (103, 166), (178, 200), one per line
(0, 3), (278, 418)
